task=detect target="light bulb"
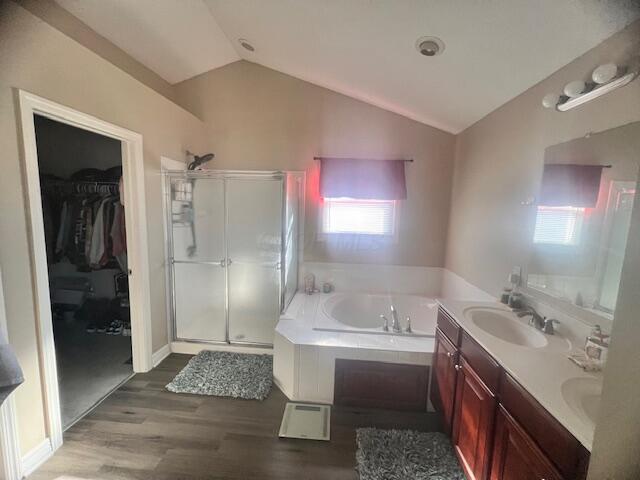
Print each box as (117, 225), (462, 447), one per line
(542, 93), (560, 109)
(592, 63), (618, 84)
(563, 80), (586, 98)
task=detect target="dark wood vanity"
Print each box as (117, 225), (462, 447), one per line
(431, 307), (590, 480)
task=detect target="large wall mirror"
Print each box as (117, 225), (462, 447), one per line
(526, 121), (640, 322)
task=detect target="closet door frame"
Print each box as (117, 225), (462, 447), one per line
(16, 90), (154, 456)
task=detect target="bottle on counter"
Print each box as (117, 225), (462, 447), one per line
(500, 287), (512, 305)
(304, 273), (316, 295)
(508, 291), (523, 309)
(585, 325), (610, 368)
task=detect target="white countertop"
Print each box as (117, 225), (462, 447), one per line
(438, 299), (602, 451)
(276, 292), (435, 353)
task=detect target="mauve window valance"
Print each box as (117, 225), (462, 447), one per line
(319, 157), (408, 200)
(539, 164), (605, 208)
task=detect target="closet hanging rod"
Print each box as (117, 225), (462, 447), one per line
(313, 156), (413, 163)
(43, 179), (119, 187)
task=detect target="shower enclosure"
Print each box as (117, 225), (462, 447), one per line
(164, 170), (303, 347)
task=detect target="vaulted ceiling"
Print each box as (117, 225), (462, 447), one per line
(55, 0), (640, 133)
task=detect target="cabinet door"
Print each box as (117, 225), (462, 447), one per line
(490, 406), (563, 480)
(452, 357), (497, 480)
(431, 327), (459, 434)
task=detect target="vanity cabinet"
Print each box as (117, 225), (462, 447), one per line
(431, 307), (589, 480)
(490, 406), (563, 480)
(451, 356), (497, 480)
(431, 327), (459, 434)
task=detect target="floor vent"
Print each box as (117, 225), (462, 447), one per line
(278, 402), (331, 441)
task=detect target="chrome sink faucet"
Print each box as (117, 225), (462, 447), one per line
(390, 304), (402, 333)
(514, 306), (545, 331)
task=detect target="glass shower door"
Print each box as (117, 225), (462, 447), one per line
(170, 176), (227, 342)
(226, 176), (283, 345)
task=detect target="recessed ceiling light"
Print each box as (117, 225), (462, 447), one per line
(415, 36), (445, 57)
(238, 38), (255, 52)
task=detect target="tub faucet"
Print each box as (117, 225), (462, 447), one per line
(390, 305), (402, 333)
(380, 315), (389, 332)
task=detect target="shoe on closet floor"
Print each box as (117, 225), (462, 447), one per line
(107, 320), (123, 335)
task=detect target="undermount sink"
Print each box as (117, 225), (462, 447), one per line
(561, 377), (602, 427)
(465, 308), (548, 348)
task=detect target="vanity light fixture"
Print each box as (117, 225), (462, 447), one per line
(542, 58), (639, 111)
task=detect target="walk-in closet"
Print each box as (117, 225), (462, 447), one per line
(35, 115), (133, 429)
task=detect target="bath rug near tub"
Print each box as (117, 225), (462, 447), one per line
(166, 351), (272, 400)
(356, 428), (464, 480)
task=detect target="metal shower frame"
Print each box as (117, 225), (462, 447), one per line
(163, 169), (303, 348)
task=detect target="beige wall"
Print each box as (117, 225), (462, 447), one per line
(0, 1), (208, 454)
(19, 0), (179, 105)
(446, 20), (640, 478)
(175, 61), (456, 267)
(446, 21), (640, 298)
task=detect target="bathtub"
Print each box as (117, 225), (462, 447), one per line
(313, 293), (438, 337)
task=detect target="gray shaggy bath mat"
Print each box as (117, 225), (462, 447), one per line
(356, 428), (464, 480)
(166, 351), (272, 400)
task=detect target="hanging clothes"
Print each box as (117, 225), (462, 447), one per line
(111, 201), (127, 270)
(42, 171), (127, 272)
(88, 198), (108, 267)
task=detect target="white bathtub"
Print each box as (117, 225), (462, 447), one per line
(313, 293), (438, 337)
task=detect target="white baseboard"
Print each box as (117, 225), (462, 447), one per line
(151, 344), (171, 367)
(22, 438), (53, 478)
(170, 341), (273, 356)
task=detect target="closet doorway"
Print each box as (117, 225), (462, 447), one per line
(18, 91), (152, 452)
(35, 114), (133, 429)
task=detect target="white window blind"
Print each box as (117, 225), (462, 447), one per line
(533, 206), (584, 246)
(322, 198), (395, 236)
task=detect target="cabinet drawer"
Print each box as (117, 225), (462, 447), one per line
(437, 307), (461, 346)
(334, 359), (428, 411)
(460, 331), (501, 394)
(499, 372), (589, 479)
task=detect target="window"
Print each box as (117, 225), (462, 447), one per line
(321, 198), (396, 236)
(533, 206), (585, 246)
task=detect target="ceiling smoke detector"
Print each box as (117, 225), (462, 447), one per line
(238, 38), (255, 52)
(415, 36), (445, 57)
